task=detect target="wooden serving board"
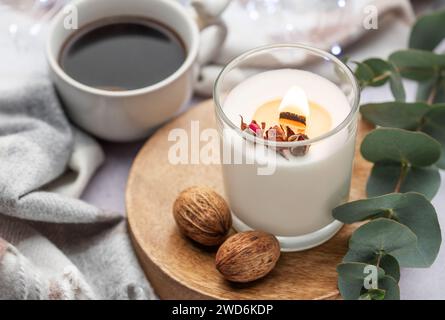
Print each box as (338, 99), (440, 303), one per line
(126, 99), (373, 300)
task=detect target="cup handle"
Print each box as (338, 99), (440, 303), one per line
(190, 0), (229, 66)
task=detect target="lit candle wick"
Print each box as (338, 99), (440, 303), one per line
(278, 86), (310, 134)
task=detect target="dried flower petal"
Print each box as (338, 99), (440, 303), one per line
(286, 126), (296, 137)
(240, 116), (248, 131)
(239, 116), (311, 160)
(249, 121), (261, 133)
(277, 149), (289, 160)
(288, 134), (310, 156)
(266, 125), (286, 142)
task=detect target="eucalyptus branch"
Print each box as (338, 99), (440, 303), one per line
(334, 8), (445, 300)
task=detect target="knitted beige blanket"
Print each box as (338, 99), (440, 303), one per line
(0, 77), (153, 300)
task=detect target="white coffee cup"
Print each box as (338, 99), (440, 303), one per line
(46, 0), (228, 141)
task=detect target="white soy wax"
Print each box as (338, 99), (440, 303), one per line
(220, 69), (357, 251)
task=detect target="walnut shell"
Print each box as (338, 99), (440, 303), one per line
(215, 231), (280, 283)
(173, 186), (232, 246)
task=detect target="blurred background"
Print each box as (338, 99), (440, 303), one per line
(0, 0), (442, 55)
(1, 0), (444, 92)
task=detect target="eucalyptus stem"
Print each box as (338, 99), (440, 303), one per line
(394, 161), (409, 193)
(376, 251), (383, 269)
(372, 72), (392, 84)
(427, 74), (442, 105)
(385, 209), (395, 220)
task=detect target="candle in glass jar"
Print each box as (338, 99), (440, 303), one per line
(220, 68), (357, 250)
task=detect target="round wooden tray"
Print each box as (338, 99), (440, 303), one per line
(126, 99), (373, 300)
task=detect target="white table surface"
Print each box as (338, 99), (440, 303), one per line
(81, 81), (445, 299)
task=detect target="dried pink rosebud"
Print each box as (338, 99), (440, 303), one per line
(247, 121), (263, 137)
(249, 122), (261, 133)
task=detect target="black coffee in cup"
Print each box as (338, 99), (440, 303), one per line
(59, 16), (186, 91)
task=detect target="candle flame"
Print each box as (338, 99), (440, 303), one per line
(278, 86), (310, 134)
(278, 86), (310, 117)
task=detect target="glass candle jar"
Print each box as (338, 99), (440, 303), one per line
(213, 44), (360, 251)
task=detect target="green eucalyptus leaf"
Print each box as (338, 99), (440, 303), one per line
(378, 276), (400, 300)
(368, 289), (385, 300)
(355, 62), (375, 87)
(366, 163), (398, 197)
(334, 193), (441, 268)
(421, 104), (445, 169)
(337, 262), (385, 300)
(409, 10), (445, 51)
(389, 50), (445, 81)
(337, 262), (399, 300)
(361, 102), (429, 129)
(343, 251), (401, 282)
(358, 293), (372, 300)
(417, 79), (433, 102)
(379, 255), (400, 282)
(347, 218), (436, 268)
(359, 289), (386, 300)
(416, 78), (445, 103)
(362, 58), (392, 87)
(367, 163), (440, 200)
(361, 128), (442, 167)
(346, 219), (419, 265)
(333, 193), (436, 227)
(354, 59), (406, 100)
(435, 80), (445, 104)
(389, 71), (406, 101)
